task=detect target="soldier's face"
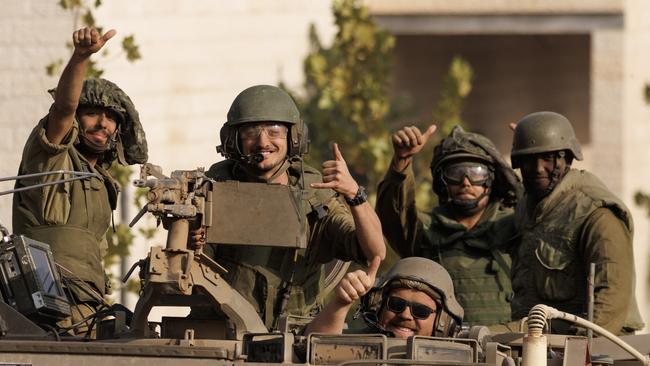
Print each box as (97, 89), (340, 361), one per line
(519, 151), (568, 197)
(77, 106), (118, 146)
(443, 161), (491, 213)
(240, 122), (289, 178)
(378, 288), (438, 338)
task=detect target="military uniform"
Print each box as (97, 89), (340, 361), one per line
(13, 116), (117, 326)
(12, 78), (147, 334)
(511, 169), (644, 334)
(376, 164), (516, 326)
(202, 159), (367, 328)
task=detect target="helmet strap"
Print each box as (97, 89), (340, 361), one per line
(442, 177), (492, 214)
(538, 151), (568, 199)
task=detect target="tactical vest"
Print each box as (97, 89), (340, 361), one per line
(13, 147), (117, 301)
(511, 169), (643, 331)
(419, 202), (515, 326)
(203, 159), (340, 328)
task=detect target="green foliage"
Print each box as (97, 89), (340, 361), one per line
(412, 56), (475, 212)
(45, 0), (141, 77)
(292, 0), (395, 191)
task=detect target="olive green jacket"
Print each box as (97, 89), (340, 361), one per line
(201, 159), (367, 328)
(376, 165), (517, 326)
(12, 116), (117, 301)
(511, 169), (644, 334)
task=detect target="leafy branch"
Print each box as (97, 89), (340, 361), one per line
(46, 0), (141, 78)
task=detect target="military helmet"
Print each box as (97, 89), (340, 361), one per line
(218, 85), (309, 160)
(360, 257), (464, 337)
(511, 111), (583, 168)
(49, 78), (148, 166)
(431, 126), (522, 207)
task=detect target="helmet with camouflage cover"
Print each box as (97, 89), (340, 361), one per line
(431, 125), (521, 207)
(217, 85), (309, 161)
(49, 78), (148, 166)
(510, 111), (583, 168)
(359, 257), (464, 337)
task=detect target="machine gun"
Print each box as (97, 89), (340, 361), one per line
(126, 163), (308, 339)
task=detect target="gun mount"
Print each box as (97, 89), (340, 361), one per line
(127, 163), (272, 338)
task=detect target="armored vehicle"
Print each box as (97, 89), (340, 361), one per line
(0, 166), (648, 366)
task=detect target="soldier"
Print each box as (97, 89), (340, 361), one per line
(376, 125), (521, 327)
(305, 257), (463, 338)
(192, 85), (385, 329)
(12, 27), (148, 334)
(509, 111), (644, 335)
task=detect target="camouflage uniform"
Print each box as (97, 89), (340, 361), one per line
(12, 78), (147, 333)
(376, 126), (521, 326)
(202, 159), (368, 328)
(511, 169), (644, 334)
(377, 165), (516, 326)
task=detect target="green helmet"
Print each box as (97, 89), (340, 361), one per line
(218, 85), (309, 160)
(431, 126), (521, 207)
(511, 111), (583, 168)
(360, 257), (464, 337)
(50, 78), (148, 166)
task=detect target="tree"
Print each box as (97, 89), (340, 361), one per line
(412, 56), (475, 212)
(46, 0), (141, 78)
(291, 0), (395, 193)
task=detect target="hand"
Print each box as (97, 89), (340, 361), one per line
(310, 142), (359, 200)
(188, 226), (206, 249)
(508, 122), (517, 131)
(334, 256), (381, 305)
(72, 27), (116, 58)
(391, 124), (436, 172)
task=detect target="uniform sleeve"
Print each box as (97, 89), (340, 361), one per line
(17, 113), (79, 225)
(307, 196), (366, 264)
(579, 207), (634, 334)
(375, 164), (422, 258)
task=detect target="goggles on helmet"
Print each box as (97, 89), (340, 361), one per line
(442, 162), (491, 186)
(238, 123), (288, 140)
(385, 296), (436, 320)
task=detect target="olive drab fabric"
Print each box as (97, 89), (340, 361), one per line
(199, 159), (367, 328)
(12, 117), (118, 301)
(376, 165), (517, 326)
(49, 78), (148, 166)
(420, 203), (515, 325)
(512, 169), (644, 334)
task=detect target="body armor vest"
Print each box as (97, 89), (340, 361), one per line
(13, 146), (117, 301)
(203, 159), (341, 327)
(419, 202), (515, 326)
(511, 169), (641, 330)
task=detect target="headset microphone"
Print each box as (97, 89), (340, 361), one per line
(242, 153), (264, 164)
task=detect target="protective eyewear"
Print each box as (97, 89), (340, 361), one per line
(443, 162), (491, 186)
(239, 123), (288, 140)
(385, 296), (435, 320)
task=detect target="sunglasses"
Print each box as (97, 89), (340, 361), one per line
(443, 162), (491, 186)
(385, 296), (435, 320)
